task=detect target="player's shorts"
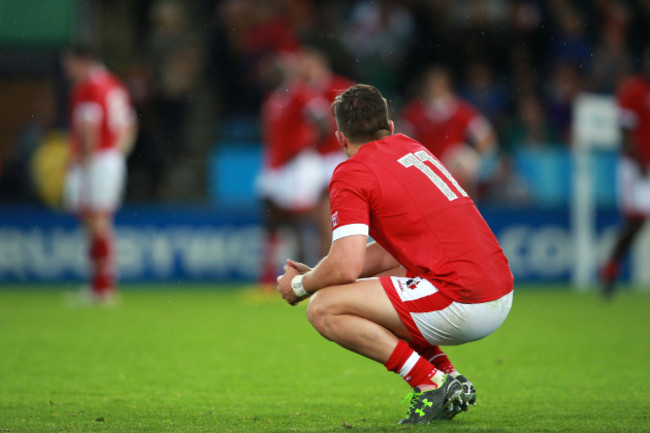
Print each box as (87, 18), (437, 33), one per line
(256, 150), (324, 212)
(381, 276), (513, 347)
(63, 149), (126, 215)
(618, 157), (650, 217)
(319, 150), (347, 191)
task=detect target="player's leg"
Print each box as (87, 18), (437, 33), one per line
(367, 265), (472, 405)
(260, 199), (284, 287)
(371, 266), (407, 278)
(288, 211), (308, 265)
(84, 212), (117, 299)
(306, 278), (411, 362)
(366, 265), (474, 408)
(84, 150), (125, 301)
(603, 156), (650, 296)
(601, 216), (645, 296)
(413, 339), (476, 412)
(306, 278), (463, 424)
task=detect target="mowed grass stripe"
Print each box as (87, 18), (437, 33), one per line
(0, 285), (648, 432)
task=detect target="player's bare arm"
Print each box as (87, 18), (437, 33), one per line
(287, 241), (399, 278)
(621, 127), (647, 175)
(468, 116), (497, 156)
(359, 241), (401, 278)
(117, 117), (139, 156)
(77, 117), (101, 164)
(276, 234), (366, 305)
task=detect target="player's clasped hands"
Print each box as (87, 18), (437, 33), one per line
(276, 259), (312, 306)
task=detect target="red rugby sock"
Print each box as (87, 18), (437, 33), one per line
(419, 345), (456, 375)
(260, 232), (279, 285)
(89, 232), (115, 295)
(385, 340), (439, 388)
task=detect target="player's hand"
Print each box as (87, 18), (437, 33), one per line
(286, 259), (311, 274)
(276, 265), (301, 306)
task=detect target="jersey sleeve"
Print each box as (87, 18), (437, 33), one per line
(328, 160), (375, 241)
(459, 102), (489, 142)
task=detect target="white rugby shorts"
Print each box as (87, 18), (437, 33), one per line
(319, 150), (347, 190)
(382, 276), (513, 347)
(618, 156), (650, 217)
(63, 149), (126, 214)
(256, 150), (324, 212)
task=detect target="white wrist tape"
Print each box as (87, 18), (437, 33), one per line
(291, 275), (308, 298)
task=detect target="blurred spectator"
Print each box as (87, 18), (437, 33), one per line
(548, 3), (593, 70)
(146, 0), (203, 159)
(0, 90), (57, 203)
(504, 93), (559, 152)
(208, 0), (300, 117)
(459, 61), (510, 131)
(449, 0), (512, 75)
(342, 0), (414, 98)
(544, 61), (583, 144)
(589, 0), (632, 93)
(400, 66), (498, 198)
(5, 0), (650, 209)
(121, 64), (167, 199)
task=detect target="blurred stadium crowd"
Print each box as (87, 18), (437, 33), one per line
(1, 0), (649, 206)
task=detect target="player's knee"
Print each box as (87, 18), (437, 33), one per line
(306, 292), (336, 336)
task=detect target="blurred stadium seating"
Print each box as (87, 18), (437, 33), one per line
(1, 0), (649, 286)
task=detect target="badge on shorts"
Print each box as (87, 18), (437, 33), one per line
(406, 278), (419, 290)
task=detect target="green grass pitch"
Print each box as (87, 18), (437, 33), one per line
(0, 284), (648, 432)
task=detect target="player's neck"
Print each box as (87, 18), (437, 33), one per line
(346, 143), (362, 158)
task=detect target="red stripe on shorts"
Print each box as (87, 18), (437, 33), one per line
(380, 276), (454, 347)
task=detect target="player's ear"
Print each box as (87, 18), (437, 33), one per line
(389, 120), (394, 134)
(335, 130), (345, 145)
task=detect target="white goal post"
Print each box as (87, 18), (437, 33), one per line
(571, 93), (621, 289)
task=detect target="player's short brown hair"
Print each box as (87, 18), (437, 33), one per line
(332, 84), (391, 144)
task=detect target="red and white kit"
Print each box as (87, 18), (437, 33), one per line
(400, 98), (491, 178)
(64, 67), (135, 214)
(329, 134), (513, 347)
(616, 74), (650, 217)
(257, 81), (330, 212)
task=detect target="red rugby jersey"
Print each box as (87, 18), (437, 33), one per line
(617, 74), (650, 166)
(400, 98), (482, 159)
(329, 133), (513, 303)
(317, 74), (355, 155)
(261, 82), (327, 168)
(69, 68), (134, 159)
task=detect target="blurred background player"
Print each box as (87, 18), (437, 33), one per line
(257, 52), (330, 286)
(62, 46), (138, 303)
(601, 46), (650, 297)
(299, 47), (355, 256)
(400, 66), (497, 198)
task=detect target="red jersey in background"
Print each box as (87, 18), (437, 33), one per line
(400, 98), (487, 160)
(69, 67), (134, 160)
(261, 82), (328, 168)
(617, 74), (650, 167)
(317, 74), (355, 155)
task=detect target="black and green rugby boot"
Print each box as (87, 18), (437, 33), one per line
(398, 375), (463, 424)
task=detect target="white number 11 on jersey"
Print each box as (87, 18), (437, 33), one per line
(398, 150), (469, 201)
